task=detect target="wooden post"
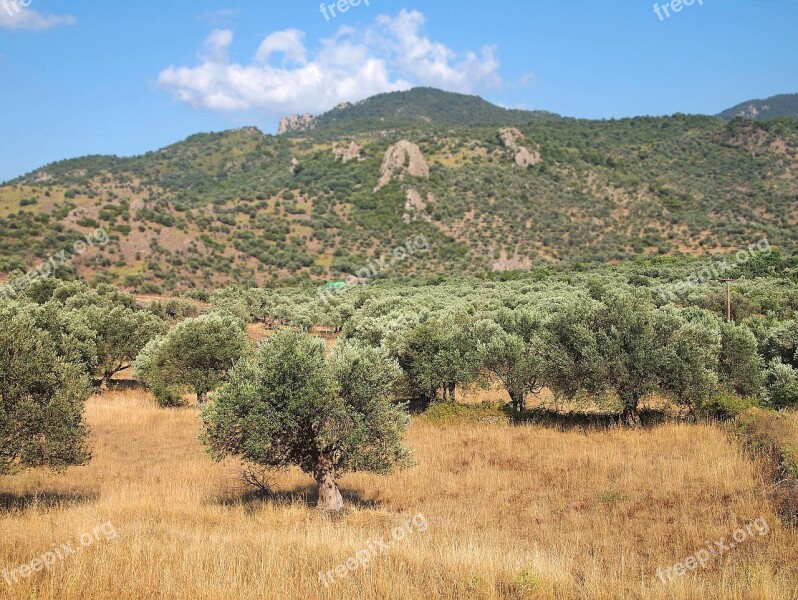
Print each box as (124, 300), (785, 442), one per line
(719, 278), (738, 322)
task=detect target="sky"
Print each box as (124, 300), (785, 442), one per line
(0, 0), (796, 182)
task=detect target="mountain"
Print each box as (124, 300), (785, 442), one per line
(2, 90), (798, 294)
(277, 88), (560, 136)
(718, 93), (798, 121)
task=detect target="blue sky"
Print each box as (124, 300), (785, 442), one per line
(0, 0), (795, 182)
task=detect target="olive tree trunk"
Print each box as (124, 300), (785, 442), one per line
(621, 403), (642, 428)
(447, 383), (456, 403)
(315, 458), (343, 512)
(509, 390), (526, 413)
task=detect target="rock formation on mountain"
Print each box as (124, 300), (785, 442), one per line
(375, 141), (430, 191)
(498, 128), (541, 167)
(333, 141), (363, 163)
(277, 113), (317, 135)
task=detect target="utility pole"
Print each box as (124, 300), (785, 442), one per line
(719, 278), (738, 322)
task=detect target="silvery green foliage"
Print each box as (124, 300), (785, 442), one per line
(134, 312), (248, 406)
(476, 307), (547, 412)
(763, 320), (798, 369)
(33, 279), (167, 385)
(75, 304), (168, 384)
(209, 287), (251, 324)
(387, 314), (478, 405)
(0, 302), (91, 474)
(544, 291), (721, 423)
(718, 321), (766, 397)
(765, 361), (798, 410)
(201, 329), (410, 486)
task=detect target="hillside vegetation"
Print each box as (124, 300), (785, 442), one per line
(280, 87), (561, 137)
(718, 93), (798, 121)
(1, 89), (797, 294)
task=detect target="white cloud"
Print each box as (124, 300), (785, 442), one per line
(372, 10), (502, 92)
(157, 9), (505, 116)
(200, 29), (234, 62)
(255, 29), (307, 65)
(0, 3), (75, 31)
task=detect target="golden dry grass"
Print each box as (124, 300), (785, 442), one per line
(1, 390), (797, 599)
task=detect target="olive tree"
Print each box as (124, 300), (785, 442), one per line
(545, 294), (719, 426)
(718, 321), (765, 397)
(135, 312), (248, 405)
(390, 315), (476, 406)
(73, 304), (167, 389)
(201, 330), (410, 511)
(765, 361), (798, 410)
(763, 320), (798, 369)
(30, 301), (99, 378)
(0, 303), (91, 474)
(476, 309), (546, 412)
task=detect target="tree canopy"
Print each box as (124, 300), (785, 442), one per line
(201, 329), (411, 511)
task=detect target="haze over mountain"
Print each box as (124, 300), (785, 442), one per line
(1, 88), (797, 293)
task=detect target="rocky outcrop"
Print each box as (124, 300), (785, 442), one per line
(514, 147), (541, 168)
(491, 251), (533, 272)
(277, 113), (317, 135)
(375, 141), (429, 191)
(333, 141), (362, 163)
(402, 189), (435, 223)
(498, 128), (541, 168)
(735, 104), (772, 119)
(498, 128), (524, 150)
(405, 188), (427, 212)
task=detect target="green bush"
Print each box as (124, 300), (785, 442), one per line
(0, 303), (91, 474)
(700, 390), (759, 420)
(420, 401), (506, 425)
(765, 361), (798, 410)
(201, 331), (411, 511)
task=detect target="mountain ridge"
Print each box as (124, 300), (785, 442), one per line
(717, 93), (798, 121)
(1, 89), (797, 294)
(276, 87), (561, 136)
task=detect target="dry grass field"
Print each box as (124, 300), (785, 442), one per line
(1, 390), (797, 600)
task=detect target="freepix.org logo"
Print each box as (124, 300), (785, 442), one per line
(0, 226), (111, 300)
(3, 0), (32, 18)
(653, 0), (704, 22)
(320, 0), (370, 21)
